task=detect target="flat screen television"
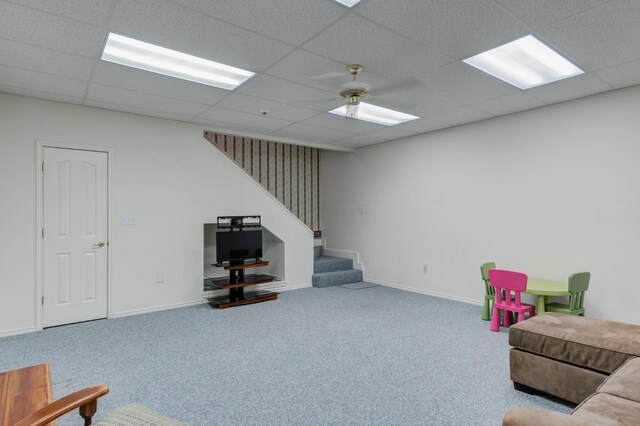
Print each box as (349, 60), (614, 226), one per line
(216, 230), (263, 264)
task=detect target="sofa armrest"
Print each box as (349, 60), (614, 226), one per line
(503, 408), (593, 426)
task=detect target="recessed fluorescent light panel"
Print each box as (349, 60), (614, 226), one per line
(334, 0), (361, 7)
(101, 33), (255, 90)
(463, 35), (584, 89)
(329, 103), (419, 126)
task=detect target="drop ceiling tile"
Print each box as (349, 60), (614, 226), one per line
(237, 74), (338, 111)
(191, 118), (287, 137)
(357, 0), (529, 59)
(494, 0), (609, 29)
(7, 0), (115, 26)
(417, 61), (518, 106)
(334, 134), (388, 148)
(110, 0), (293, 72)
(0, 38), (96, 80)
(0, 64), (87, 97)
(215, 93), (320, 122)
(197, 106), (292, 132)
(84, 100), (195, 122)
(595, 59), (640, 89)
(386, 89), (459, 117)
(0, 1), (107, 57)
(170, 0), (346, 45)
(302, 112), (386, 134)
(538, 0), (640, 71)
(91, 61), (229, 105)
(526, 73), (612, 104)
(472, 93), (546, 116)
(303, 14), (452, 79)
(429, 106), (494, 126)
(366, 117), (449, 140)
(0, 85), (84, 105)
(86, 83), (210, 117)
(271, 123), (356, 143)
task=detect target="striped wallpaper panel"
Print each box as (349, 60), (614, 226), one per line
(204, 131), (320, 232)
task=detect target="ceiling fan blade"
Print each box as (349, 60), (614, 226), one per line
(374, 77), (425, 97)
(309, 72), (350, 81)
(308, 72), (351, 91)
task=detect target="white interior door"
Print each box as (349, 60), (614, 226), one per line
(43, 147), (108, 327)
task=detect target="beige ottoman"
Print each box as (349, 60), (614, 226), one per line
(508, 313), (640, 404)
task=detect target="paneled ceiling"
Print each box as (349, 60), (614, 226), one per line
(1, 0), (639, 150)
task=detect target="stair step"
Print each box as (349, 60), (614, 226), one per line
(313, 256), (353, 273)
(312, 269), (363, 288)
(313, 245), (323, 260)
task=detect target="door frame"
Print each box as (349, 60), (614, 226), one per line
(35, 140), (113, 330)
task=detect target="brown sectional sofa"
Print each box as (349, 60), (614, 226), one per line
(503, 313), (640, 425)
(503, 357), (640, 425)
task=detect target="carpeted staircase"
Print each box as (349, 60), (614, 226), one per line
(312, 246), (363, 287)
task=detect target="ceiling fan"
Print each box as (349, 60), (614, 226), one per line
(289, 64), (424, 117)
(333, 64), (370, 117)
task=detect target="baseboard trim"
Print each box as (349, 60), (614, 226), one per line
(365, 278), (483, 306)
(322, 244), (365, 272)
(111, 299), (206, 319)
(0, 326), (38, 338)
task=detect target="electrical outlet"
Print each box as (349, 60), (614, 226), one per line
(156, 272), (165, 284)
(121, 215), (137, 225)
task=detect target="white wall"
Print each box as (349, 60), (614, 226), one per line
(321, 85), (640, 325)
(0, 93), (313, 336)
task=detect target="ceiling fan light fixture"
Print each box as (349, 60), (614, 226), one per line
(329, 102), (419, 126)
(101, 33), (255, 90)
(463, 35), (584, 89)
(334, 0), (362, 8)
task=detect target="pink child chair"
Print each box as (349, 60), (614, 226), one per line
(488, 269), (536, 332)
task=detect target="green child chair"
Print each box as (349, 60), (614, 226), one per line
(545, 272), (591, 316)
(481, 262), (496, 320)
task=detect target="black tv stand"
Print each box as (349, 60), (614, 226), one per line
(206, 261), (277, 309)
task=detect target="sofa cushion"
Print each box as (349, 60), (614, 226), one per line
(597, 357), (640, 403)
(502, 407), (593, 426)
(509, 313), (640, 373)
(571, 393), (640, 426)
(94, 403), (186, 426)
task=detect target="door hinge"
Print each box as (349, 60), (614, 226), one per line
(42, 228), (44, 238)
(41, 296), (44, 305)
(42, 162), (44, 172)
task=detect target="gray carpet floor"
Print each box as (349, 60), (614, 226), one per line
(0, 285), (571, 425)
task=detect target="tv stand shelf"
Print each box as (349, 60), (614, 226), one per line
(207, 260), (277, 309)
(224, 260), (268, 270)
(209, 274), (275, 289)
